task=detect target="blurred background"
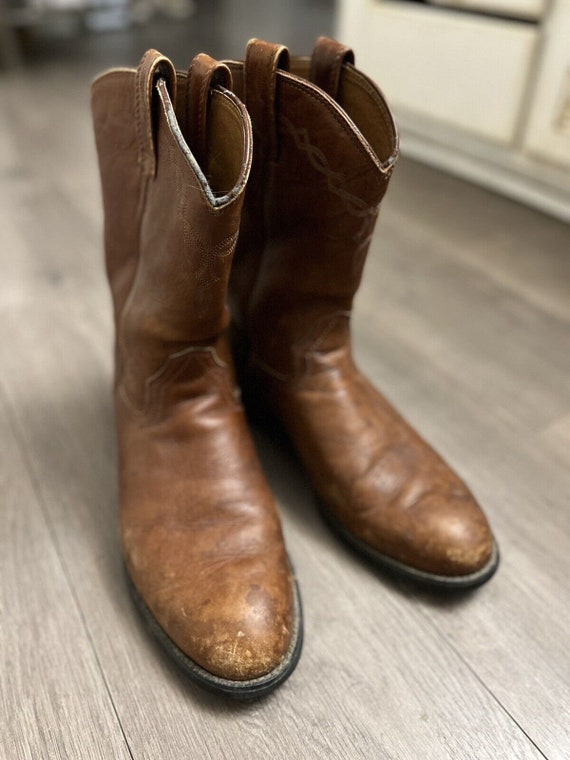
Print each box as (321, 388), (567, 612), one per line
(1, 0), (569, 218)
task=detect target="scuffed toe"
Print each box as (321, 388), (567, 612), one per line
(145, 563), (296, 682)
(410, 491), (496, 577)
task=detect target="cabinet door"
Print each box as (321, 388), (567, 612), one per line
(339, 0), (537, 144)
(429, 0), (545, 22)
(523, 2), (570, 169)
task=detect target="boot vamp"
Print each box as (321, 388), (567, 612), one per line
(117, 360), (294, 681)
(262, 352), (494, 578)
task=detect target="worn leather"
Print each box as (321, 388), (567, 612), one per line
(224, 38), (496, 580)
(91, 49), (297, 681)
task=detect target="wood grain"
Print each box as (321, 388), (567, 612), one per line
(0, 386), (132, 760)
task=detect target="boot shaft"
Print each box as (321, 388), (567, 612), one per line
(91, 51), (252, 409)
(225, 38), (399, 377)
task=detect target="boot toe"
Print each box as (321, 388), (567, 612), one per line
(190, 612), (294, 681)
(406, 490), (496, 577)
(142, 566), (297, 683)
(352, 485), (497, 584)
(186, 581), (295, 681)
(325, 456), (497, 584)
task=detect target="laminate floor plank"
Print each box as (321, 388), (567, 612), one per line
(383, 160), (570, 323)
(0, 385), (132, 760)
(540, 413), (570, 465)
(0, 67), (103, 226)
(357, 225), (570, 436)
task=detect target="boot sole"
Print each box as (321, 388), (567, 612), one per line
(125, 565), (303, 699)
(318, 501), (500, 590)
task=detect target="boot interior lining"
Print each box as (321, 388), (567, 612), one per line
(290, 57), (397, 168)
(174, 72), (247, 197)
(206, 90), (247, 196)
(337, 67), (398, 167)
(186, 60), (398, 174)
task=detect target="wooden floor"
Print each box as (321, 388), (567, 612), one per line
(1, 9), (569, 760)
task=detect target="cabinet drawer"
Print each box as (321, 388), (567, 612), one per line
(429, 0), (546, 22)
(340, 1), (537, 144)
(523, 3), (570, 169)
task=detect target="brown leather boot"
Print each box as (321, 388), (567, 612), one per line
(91, 49), (302, 696)
(225, 38), (499, 588)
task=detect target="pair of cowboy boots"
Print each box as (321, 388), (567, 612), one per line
(91, 37), (499, 698)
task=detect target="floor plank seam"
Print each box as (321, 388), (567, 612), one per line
(415, 604), (550, 759)
(0, 377), (137, 760)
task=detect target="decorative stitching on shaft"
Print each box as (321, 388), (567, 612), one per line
(280, 115), (379, 219)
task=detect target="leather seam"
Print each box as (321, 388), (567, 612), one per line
(116, 170), (151, 411)
(328, 48), (344, 97)
(120, 345), (227, 417)
(197, 68), (210, 160)
(299, 311), (351, 379)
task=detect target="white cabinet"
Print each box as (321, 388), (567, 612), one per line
(523, 1), (570, 169)
(342, 2), (537, 144)
(339, 0), (570, 221)
(430, 0), (546, 21)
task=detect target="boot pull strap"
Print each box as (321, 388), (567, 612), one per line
(135, 49), (177, 177)
(186, 54), (232, 170)
(310, 37), (354, 101)
(244, 38), (289, 158)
